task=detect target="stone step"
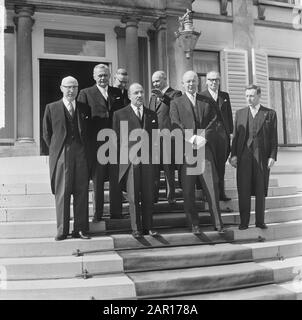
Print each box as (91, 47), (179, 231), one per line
(214, 193), (302, 212)
(0, 220), (105, 239)
(127, 261), (274, 298)
(225, 219), (302, 242)
(0, 274), (136, 300)
(0, 252), (124, 280)
(0, 185), (296, 208)
(1, 203), (302, 238)
(162, 283), (296, 300)
(0, 176), (279, 196)
(0, 236), (114, 258)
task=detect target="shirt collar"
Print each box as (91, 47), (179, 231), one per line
(208, 88), (218, 100)
(250, 104), (261, 112)
(131, 104), (143, 112)
(97, 85), (108, 93)
(162, 86), (169, 94)
(63, 98), (75, 109)
(185, 92), (196, 99)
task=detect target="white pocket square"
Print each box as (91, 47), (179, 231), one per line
(116, 97), (121, 99)
(152, 120), (156, 123)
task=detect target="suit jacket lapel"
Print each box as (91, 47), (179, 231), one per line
(75, 102), (82, 137)
(218, 93), (224, 109)
(255, 105), (268, 135)
(94, 85), (108, 109)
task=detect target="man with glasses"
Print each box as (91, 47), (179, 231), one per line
(78, 64), (125, 222)
(43, 76), (92, 241)
(113, 68), (130, 107)
(200, 71), (233, 201)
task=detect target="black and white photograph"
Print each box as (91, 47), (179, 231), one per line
(1, 0), (302, 308)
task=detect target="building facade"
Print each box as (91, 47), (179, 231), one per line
(1, 0), (302, 187)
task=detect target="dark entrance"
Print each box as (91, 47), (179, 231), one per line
(39, 59), (107, 155)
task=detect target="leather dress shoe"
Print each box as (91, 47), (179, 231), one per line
(148, 230), (159, 237)
(238, 225), (249, 230)
(132, 231), (143, 238)
(72, 231), (91, 239)
(168, 198), (176, 205)
(220, 195), (231, 201)
(55, 234), (67, 241)
(215, 226), (226, 234)
(256, 223), (268, 229)
(192, 225), (201, 235)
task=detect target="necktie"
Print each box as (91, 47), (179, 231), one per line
(68, 102), (75, 118)
(136, 106), (142, 121)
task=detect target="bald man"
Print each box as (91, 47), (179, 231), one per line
(43, 76), (92, 241)
(113, 68), (130, 107)
(170, 71), (224, 234)
(113, 83), (159, 238)
(200, 71), (233, 201)
(148, 70), (182, 204)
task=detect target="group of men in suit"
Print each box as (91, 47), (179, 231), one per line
(43, 63), (277, 241)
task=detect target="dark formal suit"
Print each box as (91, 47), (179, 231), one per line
(77, 85), (125, 219)
(120, 88), (130, 107)
(200, 89), (233, 198)
(113, 105), (158, 233)
(43, 99), (92, 237)
(231, 105), (278, 227)
(170, 93), (223, 230)
(148, 87), (182, 202)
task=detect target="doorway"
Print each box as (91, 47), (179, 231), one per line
(39, 59), (108, 155)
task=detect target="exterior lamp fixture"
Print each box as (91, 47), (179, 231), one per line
(175, 9), (201, 59)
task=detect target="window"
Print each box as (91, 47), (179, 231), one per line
(268, 56), (302, 145)
(193, 51), (220, 92)
(44, 29), (105, 57)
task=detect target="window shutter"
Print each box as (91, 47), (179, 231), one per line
(252, 48), (270, 108)
(221, 49), (249, 114)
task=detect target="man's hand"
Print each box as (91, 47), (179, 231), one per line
(268, 158), (275, 169)
(229, 156), (237, 168)
(151, 89), (164, 99)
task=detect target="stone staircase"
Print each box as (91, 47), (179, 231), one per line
(1, 156), (302, 300)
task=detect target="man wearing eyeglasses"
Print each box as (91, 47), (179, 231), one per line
(113, 68), (130, 107)
(43, 76), (92, 241)
(78, 64), (125, 222)
(200, 71), (234, 202)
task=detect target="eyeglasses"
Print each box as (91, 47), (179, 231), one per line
(62, 86), (78, 89)
(207, 78), (220, 82)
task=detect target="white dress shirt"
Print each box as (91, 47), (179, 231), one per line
(97, 85), (108, 100)
(63, 98), (75, 114)
(208, 88), (218, 102)
(185, 92), (196, 106)
(131, 104), (143, 120)
(249, 103), (261, 118)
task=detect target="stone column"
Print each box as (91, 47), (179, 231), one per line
(147, 29), (156, 76)
(14, 5), (35, 143)
(154, 17), (167, 73)
(114, 26), (126, 69)
(122, 16), (140, 84)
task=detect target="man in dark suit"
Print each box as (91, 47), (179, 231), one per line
(43, 76), (91, 241)
(113, 68), (130, 107)
(113, 83), (159, 238)
(77, 64), (125, 221)
(170, 71), (224, 234)
(148, 70), (182, 204)
(230, 84), (278, 230)
(200, 71), (233, 201)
